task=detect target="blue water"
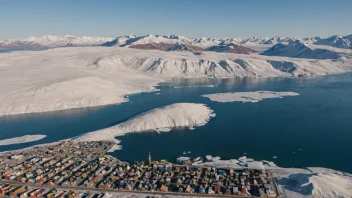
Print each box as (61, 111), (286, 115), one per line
(1, 73), (352, 173)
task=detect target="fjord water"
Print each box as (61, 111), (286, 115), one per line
(1, 73), (352, 173)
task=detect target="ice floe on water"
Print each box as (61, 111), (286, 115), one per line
(0, 135), (46, 146)
(155, 128), (172, 133)
(75, 103), (215, 145)
(202, 90), (299, 103)
(173, 85), (216, 88)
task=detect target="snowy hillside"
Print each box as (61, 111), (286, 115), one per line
(261, 40), (347, 59)
(75, 103), (215, 142)
(206, 43), (257, 54)
(168, 43), (204, 52)
(272, 167), (352, 198)
(128, 42), (174, 51)
(315, 34), (352, 49)
(0, 46), (351, 116)
(104, 34), (256, 54)
(0, 35), (113, 50)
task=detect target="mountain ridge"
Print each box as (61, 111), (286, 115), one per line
(2, 34), (351, 51)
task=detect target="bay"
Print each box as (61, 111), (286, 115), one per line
(1, 73), (351, 172)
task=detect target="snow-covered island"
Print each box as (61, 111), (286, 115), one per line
(75, 103), (215, 144)
(0, 135), (46, 146)
(202, 91), (299, 103)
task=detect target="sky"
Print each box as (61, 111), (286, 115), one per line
(0, 0), (351, 40)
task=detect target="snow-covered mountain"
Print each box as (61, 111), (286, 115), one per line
(103, 34), (256, 54)
(167, 43), (204, 52)
(263, 36), (297, 44)
(262, 40), (343, 59)
(314, 34), (352, 49)
(104, 34), (186, 47)
(206, 43), (257, 54)
(0, 35), (114, 50)
(238, 36), (297, 45)
(239, 37), (269, 44)
(1, 33), (351, 54)
(102, 35), (136, 47)
(128, 42), (174, 51)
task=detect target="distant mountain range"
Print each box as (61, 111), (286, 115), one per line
(262, 40), (342, 59)
(1, 34), (351, 55)
(0, 35), (113, 50)
(314, 34), (352, 49)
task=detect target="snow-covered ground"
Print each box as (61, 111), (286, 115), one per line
(193, 156), (352, 198)
(75, 103), (215, 145)
(0, 46), (351, 116)
(202, 91), (299, 103)
(273, 167), (352, 198)
(0, 135), (46, 146)
(0, 47), (163, 116)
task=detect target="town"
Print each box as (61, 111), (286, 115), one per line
(0, 141), (278, 197)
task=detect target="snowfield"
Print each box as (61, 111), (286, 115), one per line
(0, 47), (163, 116)
(0, 135), (46, 146)
(273, 167), (352, 198)
(202, 91), (299, 103)
(0, 45), (351, 116)
(75, 103), (215, 143)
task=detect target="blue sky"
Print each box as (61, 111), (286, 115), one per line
(0, 0), (351, 40)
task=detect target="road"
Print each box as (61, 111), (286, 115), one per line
(0, 179), (256, 198)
